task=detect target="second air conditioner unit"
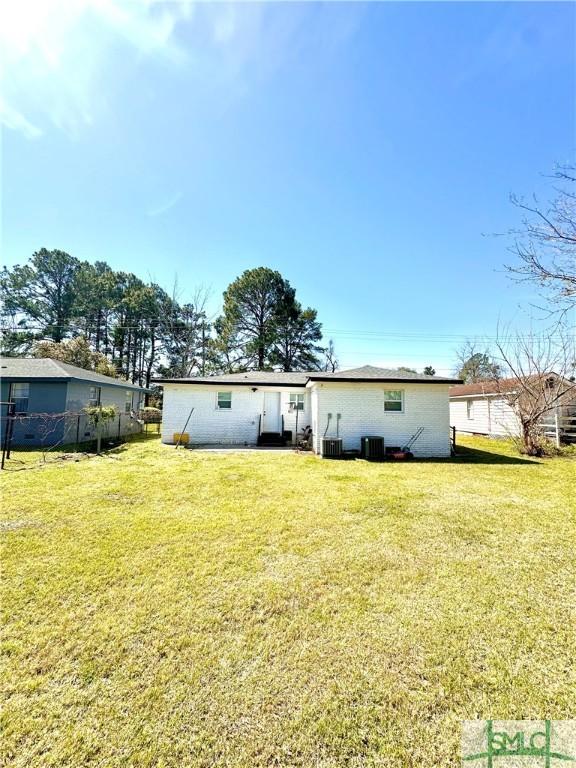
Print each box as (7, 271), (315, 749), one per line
(321, 437), (343, 458)
(361, 435), (385, 460)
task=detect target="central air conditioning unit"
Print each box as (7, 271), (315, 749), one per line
(321, 437), (343, 458)
(361, 435), (385, 460)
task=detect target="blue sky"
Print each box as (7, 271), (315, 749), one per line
(1, 1), (574, 373)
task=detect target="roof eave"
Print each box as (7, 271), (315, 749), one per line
(152, 379), (307, 387)
(308, 376), (463, 384)
(449, 392), (505, 399)
(1, 375), (72, 382)
(154, 375), (463, 386)
(2, 373), (149, 391)
(73, 378), (148, 391)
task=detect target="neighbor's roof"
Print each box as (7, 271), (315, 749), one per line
(154, 365), (462, 386)
(449, 379), (512, 398)
(449, 374), (571, 398)
(0, 357), (146, 391)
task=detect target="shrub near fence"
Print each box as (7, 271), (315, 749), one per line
(140, 406), (162, 434)
(0, 409), (144, 469)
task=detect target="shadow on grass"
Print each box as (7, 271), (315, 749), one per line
(2, 432), (160, 470)
(101, 432), (160, 456)
(447, 445), (538, 465)
(357, 447), (538, 466)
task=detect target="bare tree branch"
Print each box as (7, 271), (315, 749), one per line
(504, 166), (576, 310)
(492, 321), (576, 455)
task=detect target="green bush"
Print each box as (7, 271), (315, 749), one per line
(84, 405), (118, 426)
(140, 406), (162, 423)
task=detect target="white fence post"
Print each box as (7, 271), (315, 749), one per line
(554, 410), (561, 449)
(96, 405), (102, 454)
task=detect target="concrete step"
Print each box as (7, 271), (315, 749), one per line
(257, 432), (286, 446)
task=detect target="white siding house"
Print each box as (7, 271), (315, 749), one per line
(449, 378), (576, 440)
(449, 391), (519, 437)
(156, 366), (461, 458)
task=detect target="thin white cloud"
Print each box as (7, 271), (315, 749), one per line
(147, 191), (183, 218)
(0, 1), (363, 140)
(0, 98), (42, 139)
(0, 0), (193, 139)
(211, 4), (237, 45)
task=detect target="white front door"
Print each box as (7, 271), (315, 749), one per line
(262, 391), (281, 432)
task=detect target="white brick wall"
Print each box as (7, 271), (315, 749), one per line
(280, 390), (311, 442)
(311, 382), (452, 457)
(161, 384), (310, 445)
(161, 381), (452, 455)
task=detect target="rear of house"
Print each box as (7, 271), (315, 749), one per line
(1, 358), (146, 447)
(156, 366), (461, 458)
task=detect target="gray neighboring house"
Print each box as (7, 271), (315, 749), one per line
(0, 358), (146, 447)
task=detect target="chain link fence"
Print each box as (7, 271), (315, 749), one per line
(1, 409), (146, 470)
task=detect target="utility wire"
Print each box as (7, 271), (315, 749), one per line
(2, 324), (569, 340)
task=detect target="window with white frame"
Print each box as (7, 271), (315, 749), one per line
(289, 393), (304, 411)
(88, 386), (101, 407)
(466, 399), (474, 419)
(125, 391), (133, 413)
(217, 391), (232, 409)
(9, 382), (29, 414)
(384, 389), (403, 412)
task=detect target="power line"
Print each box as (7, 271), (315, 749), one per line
(323, 329), (572, 341)
(2, 323), (570, 341)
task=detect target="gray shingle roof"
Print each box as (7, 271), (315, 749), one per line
(0, 358), (146, 390)
(310, 365), (462, 383)
(154, 365), (461, 386)
(154, 370), (312, 386)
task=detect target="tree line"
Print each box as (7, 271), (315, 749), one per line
(0, 254), (335, 387)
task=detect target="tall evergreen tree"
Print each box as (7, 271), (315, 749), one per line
(1, 252), (327, 383)
(73, 261), (119, 353)
(216, 268), (296, 370)
(215, 267), (323, 371)
(1, 248), (80, 342)
(271, 305), (323, 371)
(160, 298), (210, 378)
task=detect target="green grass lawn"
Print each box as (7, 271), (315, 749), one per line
(2, 435), (574, 767)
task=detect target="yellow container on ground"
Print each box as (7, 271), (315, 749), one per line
(173, 433), (189, 445)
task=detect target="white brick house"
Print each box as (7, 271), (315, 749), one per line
(155, 366), (461, 457)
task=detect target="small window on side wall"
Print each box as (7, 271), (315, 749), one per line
(384, 389), (403, 412)
(88, 386), (101, 407)
(10, 382), (30, 414)
(467, 399), (474, 419)
(289, 393), (304, 411)
(217, 391), (232, 409)
(125, 391), (133, 413)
